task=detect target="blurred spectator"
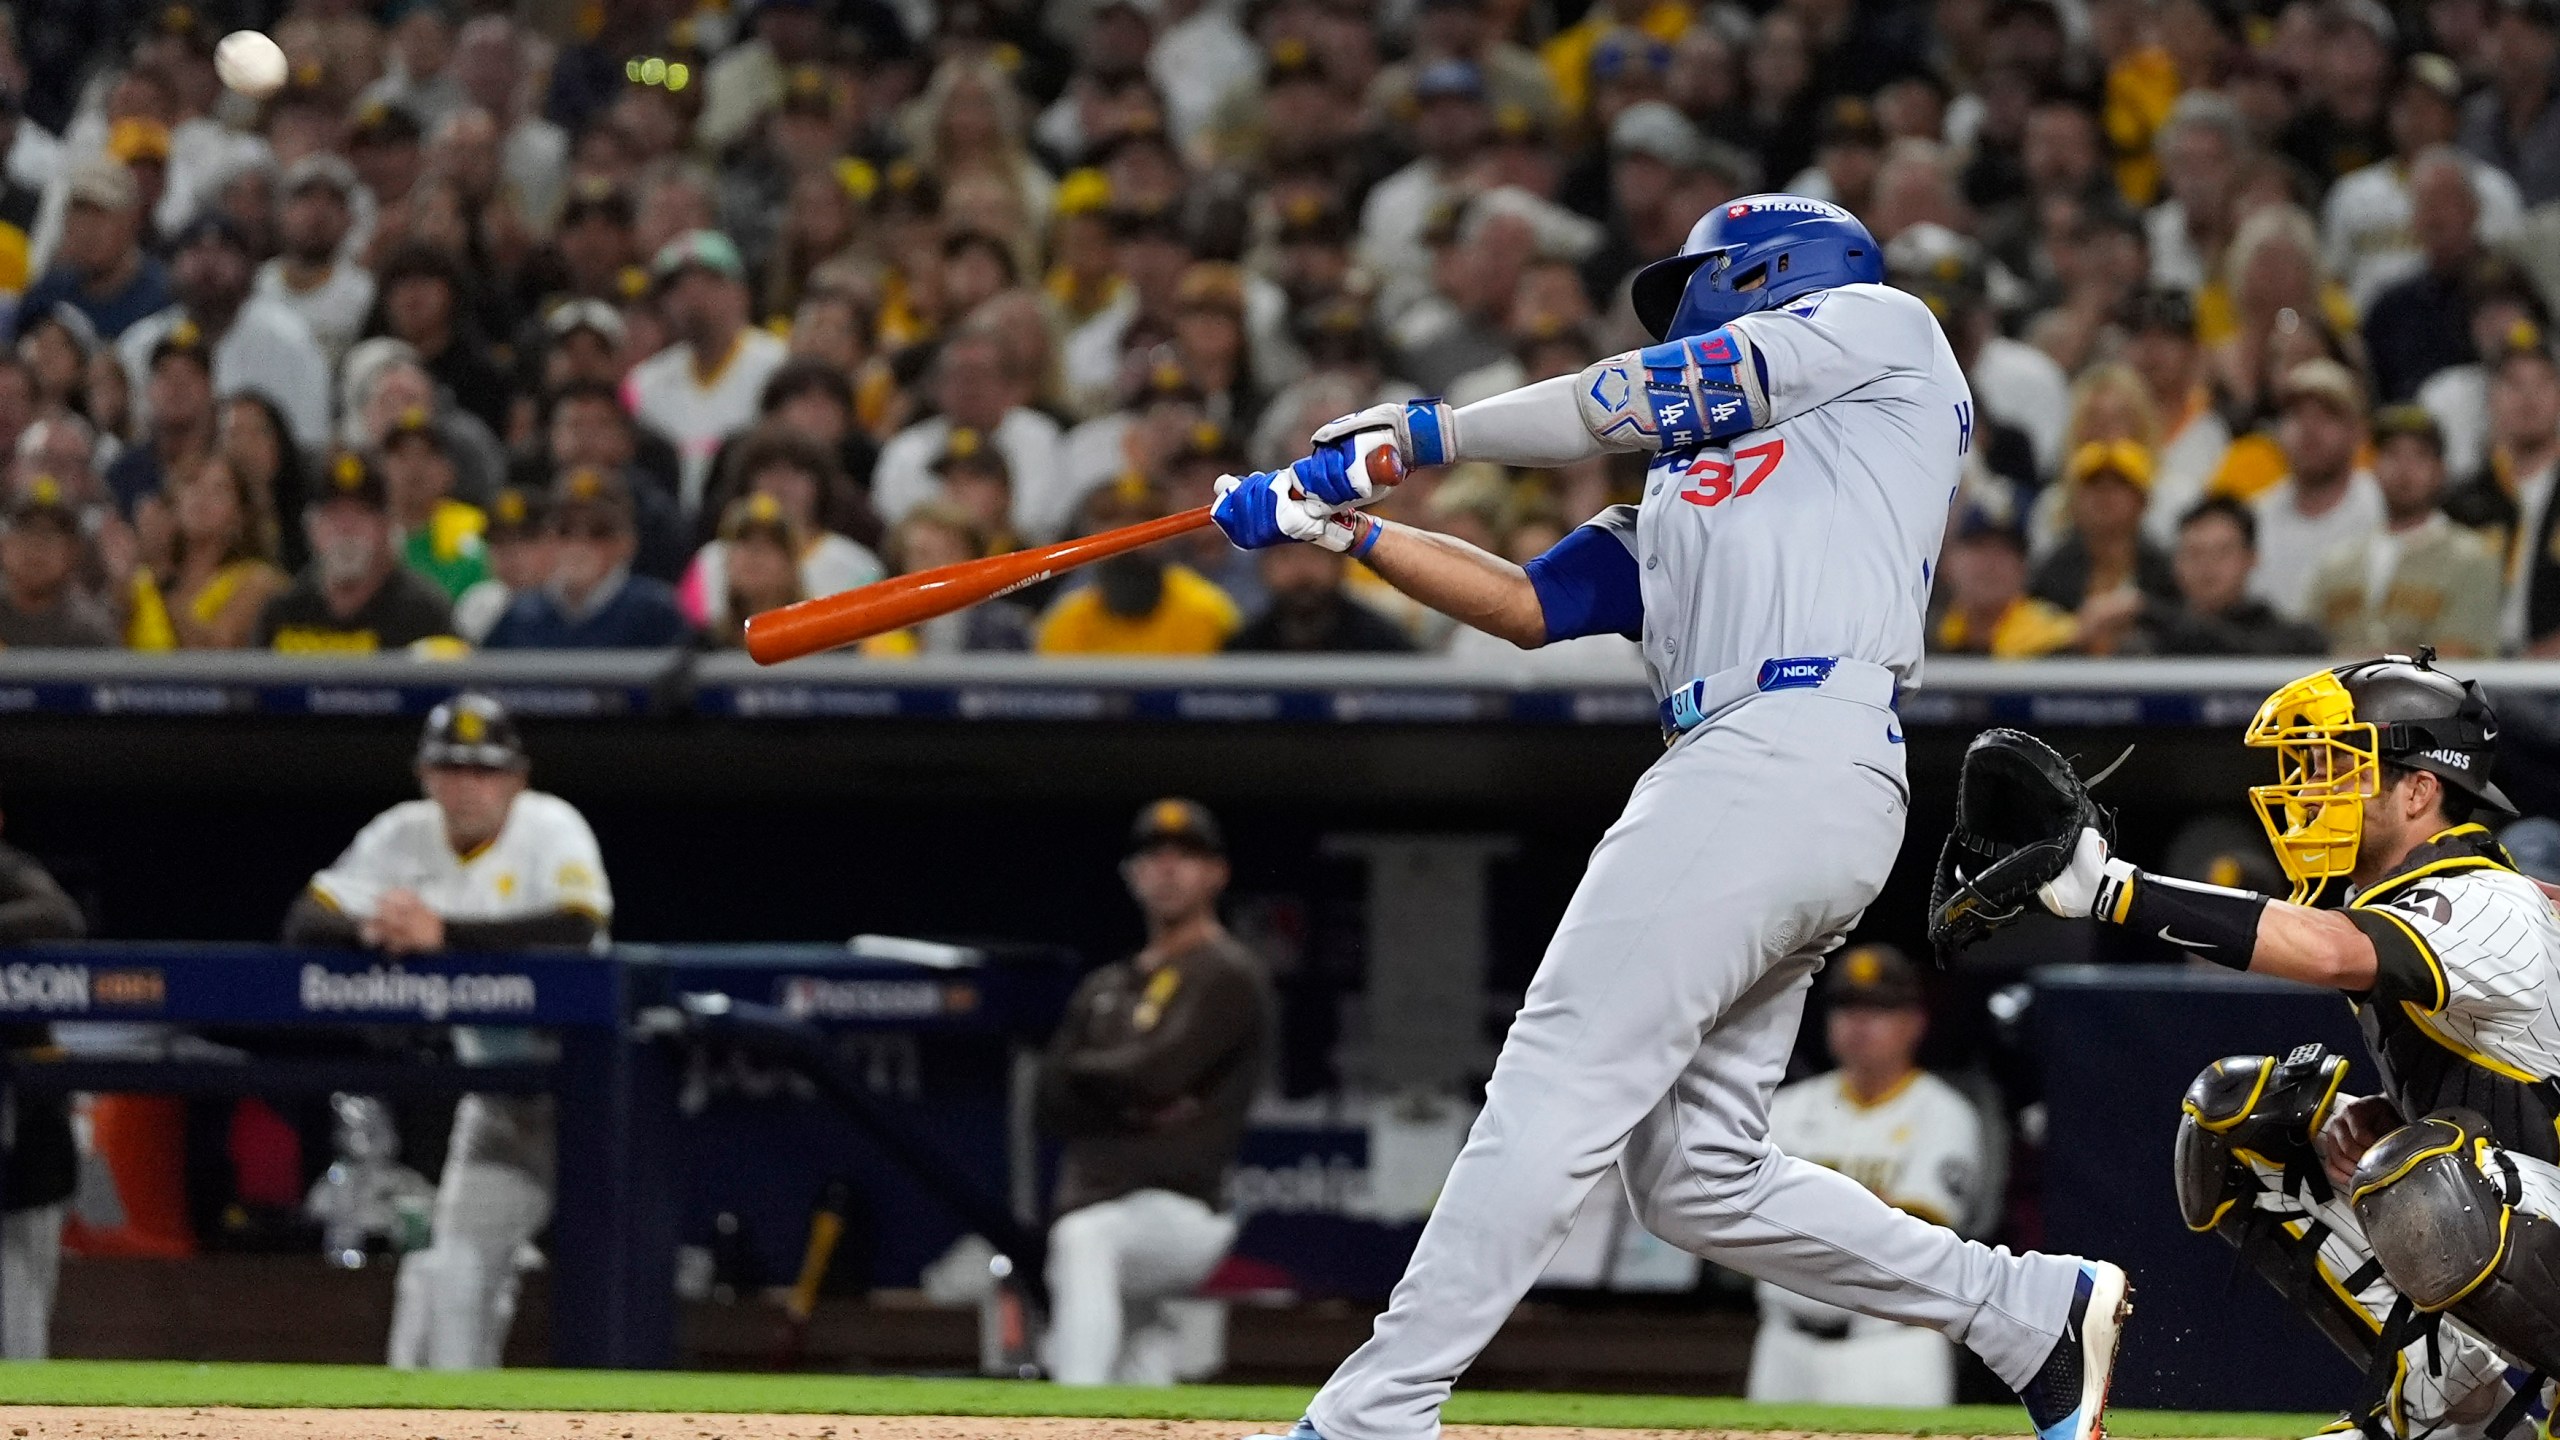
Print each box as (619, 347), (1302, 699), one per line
(2361, 151), (2498, 404)
(877, 327), (1068, 540)
(483, 468), (689, 650)
(696, 0), (845, 157)
(101, 318), (213, 519)
(678, 426), (882, 635)
(1931, 508), (2078, 658)
(1889, 224), (2069, 483)
(452, 487), (552, 645)
(0, 786), (81, 1360)
(379, 408), (488, 604)
(360, 5), (466, 134)
(256, 453), (455, 654)
(142, 453), (286, 651)
(2458, 0), (2560, 204)
(537, 381), (689, 584)
(0, 478), (112, 647)
(2250, 359), (2384, 621)
(700, 493), (805, 648)
(625, 230), (788, 519)
(2133, 497), (2328, 654)
(699, 359), (882, 548)
(119, 215), (331, 450)
(2415, 275), (2548, 481)
(1035, 798), (1271, 1386)
(15, 163), (167, 342)
(253, 156), (374, 372)
(219, 393), (310, 571)
(1036, 478), (1238, 654)
(2310, 404), (2502, 656)
(2120, 290), (2234, 547)
(15, 304), (97, 425)
(2147, 91), (2252, 295)
(2030, 441), (2178, 652)
(2323, 55), (2526, 311)
(2452, 326), (2560, 654)
(1226, 543), (1415, 653)
(858, 501), (1035, 655)
(370, 245), (507, 437)
(451, 16), (569, 232)
(2274, 0), (2396, 188)
(928, 427), (1021, 550)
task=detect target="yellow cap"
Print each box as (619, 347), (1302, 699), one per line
(2066, 438), (2154, 493)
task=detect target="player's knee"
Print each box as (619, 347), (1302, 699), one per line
(2172, 1046), (2348, 1234)
(2351, 1108), (2560, 1370)
(1048, 1202), (1123, 1268)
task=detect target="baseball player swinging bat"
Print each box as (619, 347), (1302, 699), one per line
(742, 438), (1406, 664)
(1213, 194), (2129, 1440)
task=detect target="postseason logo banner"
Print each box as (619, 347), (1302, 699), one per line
(0, 947), (616, 1026)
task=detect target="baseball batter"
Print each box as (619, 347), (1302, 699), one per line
(283, 693), (612, 1371)
(1210, 195), (2127, 1440)
(2018, 653), (2560, 1435)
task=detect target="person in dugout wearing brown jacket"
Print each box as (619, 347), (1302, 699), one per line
(1035, 798), (1276, 1386)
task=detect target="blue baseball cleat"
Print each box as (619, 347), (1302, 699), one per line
(1237, 1422), (1322, 1440)
(2021, 1262), (2133, 1440)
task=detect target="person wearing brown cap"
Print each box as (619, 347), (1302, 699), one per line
(255, 451), (455, 653)
(0, 477), (114, 647)
(2309, 404), (2503, 656)
(451, 486), (552, 644)
(1034, 797), (1273, 1386)
(1747, 945), (1983, 1405)
(2250, 358), (2385, 622)
(15, 161), (170, 343)
(1930, 503), (2082, 658)
(99, 318), (215, 521)
(480, 467), (690, 649)
(115, 213), (332, 449)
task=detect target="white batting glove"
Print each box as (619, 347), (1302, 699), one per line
(1210, 471), (1377, 554)
(1311, 399), (1457, 491)
(2038, 827), (2136, 920)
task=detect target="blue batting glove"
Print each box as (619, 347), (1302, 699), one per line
(1210, 470), (1293, 550)
(1295, 443), (1363, 506)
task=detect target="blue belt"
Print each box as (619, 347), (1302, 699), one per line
(1658, 656), (1902, 743)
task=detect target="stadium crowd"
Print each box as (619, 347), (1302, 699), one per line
(0, 0), (2552, 659)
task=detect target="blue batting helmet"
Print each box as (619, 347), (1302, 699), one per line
(1630, 195), (1884, 342)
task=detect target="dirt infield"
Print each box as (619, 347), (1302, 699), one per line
(0, 1414), (1948, 1440)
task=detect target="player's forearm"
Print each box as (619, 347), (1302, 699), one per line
(1445, 377), (1616, 468)
(2095, 867), (2377, 987)
(1360, 522), (1548, 648)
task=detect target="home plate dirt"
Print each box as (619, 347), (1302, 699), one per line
(0, 1415), (1945, 1440)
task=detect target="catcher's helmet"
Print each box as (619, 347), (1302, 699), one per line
(1629, 195), (1884, 343)
(2244, 648), (2513, 903)
(417, 692), (529, 771)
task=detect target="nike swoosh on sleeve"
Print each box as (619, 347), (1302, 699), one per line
(2159, 927), (2214, 950)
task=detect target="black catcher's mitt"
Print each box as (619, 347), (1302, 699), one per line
(1927, 728), (2117, 958)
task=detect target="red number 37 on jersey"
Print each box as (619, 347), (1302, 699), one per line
(1676, 439), (1786, 508)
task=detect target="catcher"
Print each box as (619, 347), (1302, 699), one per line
(1935, 650), (2560, 1438)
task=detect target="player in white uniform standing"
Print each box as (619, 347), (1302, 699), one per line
(283, 692), (613, 1371)
(1210, 195), (2128, 1440)
(2024, 652), (2560, 1436)
(1749, 944), (1986, 1407)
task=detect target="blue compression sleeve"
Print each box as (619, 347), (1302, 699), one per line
(1522, 524), (1644, 643)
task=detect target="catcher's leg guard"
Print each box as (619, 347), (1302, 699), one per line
(2352, 1110), (2560, 1373)
(2175, 1047), (2382, 1363)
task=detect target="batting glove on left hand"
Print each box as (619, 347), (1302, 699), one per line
(1211, 470), (1379, 554)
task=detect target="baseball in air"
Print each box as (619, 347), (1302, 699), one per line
(215, 31), (289, 100)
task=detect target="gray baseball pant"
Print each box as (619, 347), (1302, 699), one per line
(1308, 685), (2088, 1440)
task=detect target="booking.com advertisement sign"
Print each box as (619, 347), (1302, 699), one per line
(0, 945), (619, 1026)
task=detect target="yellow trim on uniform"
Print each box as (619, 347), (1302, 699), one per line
(2189, 1195), (2236, 1232)
(2192, 1058), (2274, 1134)
(2281, 1217), (2386, 1335)
(2425, 1207), (2514, 1311)
(2350, 1132), (2466, 1203)
(692, 330), (749, 389)
(1840, 1068), (1922, 1112)
(2397, 1004), (2548, 1085)
(2109, 873), (2137, 924)
(559, 900), (608, 923)
(453, 835), (500, 864)
(2355, 850), (2505, 906)
(2309, 1055), (2350, 1134)
(307, 884), (345, 914)
(2351, 905), (2448, 1014)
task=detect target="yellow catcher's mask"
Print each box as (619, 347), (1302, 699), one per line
(2244, 667), (2377, 904)
(2244, 651), (2515, 903)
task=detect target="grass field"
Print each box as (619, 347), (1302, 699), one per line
(0, 1361), (2329, 1437)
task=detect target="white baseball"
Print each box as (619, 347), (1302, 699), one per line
(215, 31), (289, 101)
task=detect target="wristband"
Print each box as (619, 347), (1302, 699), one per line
(1345, 513), (1384, 558)
(2108, 866), (2268, 969)
(1404, 401), (1453, 466)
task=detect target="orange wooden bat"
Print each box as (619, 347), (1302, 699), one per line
(744, 439), (1404, 664)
